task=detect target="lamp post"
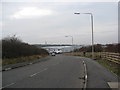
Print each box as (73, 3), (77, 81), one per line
(74, 12), (94, 59)
(65, 35), (74, 52)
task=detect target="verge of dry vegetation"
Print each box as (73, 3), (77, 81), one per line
(2, 55), (47, 66)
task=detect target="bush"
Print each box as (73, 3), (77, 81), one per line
(104, 44), (119, 53)
(75, 44), (103, 52)
(2, 35), (49, 59)
(75, 43), (119, 53)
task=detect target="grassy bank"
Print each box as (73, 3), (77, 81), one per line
(96, 59), (120, 77)
(2, 55), (48, 66)
(64, 52), (120, 77)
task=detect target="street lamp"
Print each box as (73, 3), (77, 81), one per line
(74, 12), (94, 59)
(65, 35), (74, 52)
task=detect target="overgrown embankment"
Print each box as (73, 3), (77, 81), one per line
(2, 36), (49, 65)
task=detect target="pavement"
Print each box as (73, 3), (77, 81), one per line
(80, 57), (119, 88)
(2, 54), (119, 88)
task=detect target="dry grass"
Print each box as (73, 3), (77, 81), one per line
(2, 55), (47, 66)
(96, 59), (120, 77)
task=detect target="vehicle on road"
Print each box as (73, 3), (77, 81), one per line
(54, 49), (62, 54)
(51, 52), (56, 56)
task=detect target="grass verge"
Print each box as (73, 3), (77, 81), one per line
(2, 55), (48, 66)
(96, 59), (120, 77)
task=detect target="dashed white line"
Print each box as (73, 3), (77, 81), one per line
(30, 68), (48, 77)
(5, 68), (12, 71)
(30, 73), (38, 77)
(2, 83), (15, 88)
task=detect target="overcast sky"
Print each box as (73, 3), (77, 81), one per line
(1, 1), (118, 45)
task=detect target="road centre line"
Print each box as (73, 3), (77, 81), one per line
(3, 68), (48, 88)
(5, 68), (12, 71)
(30, 68), (48, 77)
(2, 83), (15, 88)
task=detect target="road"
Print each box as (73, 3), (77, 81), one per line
(2, 55), (118, 88)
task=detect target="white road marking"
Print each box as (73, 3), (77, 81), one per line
(82, 61), (87, 89)
(5, 68), (11, 71)
(30, 73), (38, 77)
(2, 83), (15, 88)
(83, 61), (85, 64)
(29, 63), (33, 65)
(30, 68), (48, 77)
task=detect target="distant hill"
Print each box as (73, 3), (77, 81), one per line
(32, 44), (73, 48)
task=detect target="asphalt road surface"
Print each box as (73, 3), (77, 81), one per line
(2, 54), (118, 88)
